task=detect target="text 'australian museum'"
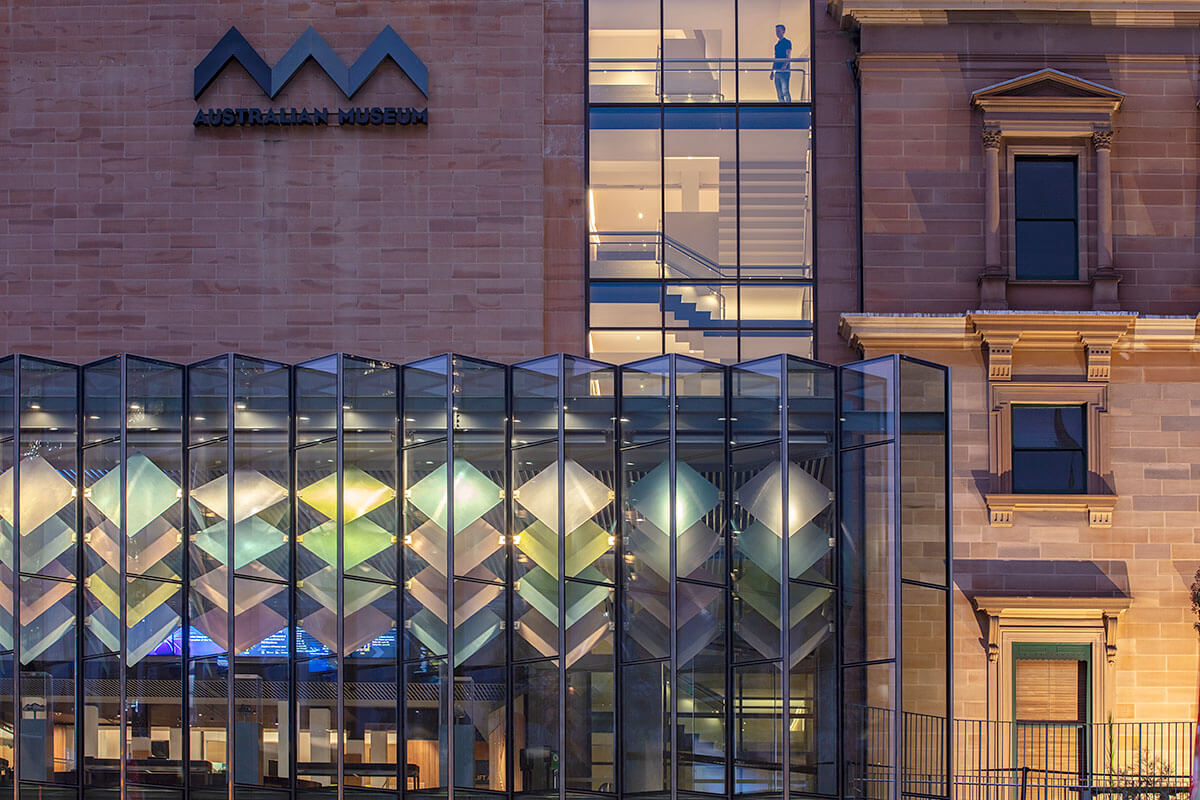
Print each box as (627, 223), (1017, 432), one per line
(0, 352), (949, 800)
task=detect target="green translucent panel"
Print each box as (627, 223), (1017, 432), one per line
(301, 516), (394, 571)
(6, 454), (76, 577)
(627, 460), (720, 534)
(406, 458), (501, 535)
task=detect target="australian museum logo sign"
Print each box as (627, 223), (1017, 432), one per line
(193, 26), (428, 128)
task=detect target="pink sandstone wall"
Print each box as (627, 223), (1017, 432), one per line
(0, 0), (586, 364)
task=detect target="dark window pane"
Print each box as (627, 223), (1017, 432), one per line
(1012, 451), (1086, 494)
(1015, 158), (1076, 219)
(1012, 406), (1084, 450)
(1015, 220), (1077, 279)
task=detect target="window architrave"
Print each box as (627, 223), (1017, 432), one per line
(1005, 142), (1090, 282)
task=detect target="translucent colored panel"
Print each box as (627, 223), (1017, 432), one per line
(569, 443), (617, 584)
(234, 577), (288, 656)
(296, 357), (338, 444)
(453, 580), (504, 669)
(841, 444), (895, 665)
(900, 359), (949, 586)
(188, 658), (229, 790)
(448, 441), (504, 583)
(663, 0), (734, 103)
(83, 357), (122, 445)
(83, 442), (121, 656)
(296, 658), (338, 787)
(513, 572), (559, 663)
(621, 660), (669, 796)
(513, 659), (559, 796)
(126, 575), (182, 668)
(404, 659), (448, 790)
(296, 442), (338, 654)
(620, 442), (669, 662)
(674, 445), (726, 584)
(564, 580), (612, 669)
(343, 659), (399, 790)
(452, 663), (506, 790)
(122, 446), (184, 579)
(788, 587), (837, 796)
(733, 662), (783, 794)
(231, 434), (291, 578)
(403, 442), (448, 661)
(15, 445), (78, 580)
(565, 649), (614, 793)
(343, 434), (398, 582)
(841, 357), (895, 449)
(738, 0), (811, 103)
(344, 578), (397, 658)
(676, 580), (725, 795)
(664, 108), (736, 278)
(588, 330), (663, 365)
(189, 442), (230, 654)
(231, 658), (288, 786)
(844, 663), (896, 800)
(587, 0), (660, 103)
(732, 444), (782, 662)
(19, 575), (76, 783)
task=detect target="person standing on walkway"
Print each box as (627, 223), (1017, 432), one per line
(770, 24), (793, 102)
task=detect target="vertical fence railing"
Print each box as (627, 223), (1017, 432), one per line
(951, 718), (1196, 800)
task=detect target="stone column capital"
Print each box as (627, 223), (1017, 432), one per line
(981, 128), (1003, 149)
(1092, 128), (1114, 150)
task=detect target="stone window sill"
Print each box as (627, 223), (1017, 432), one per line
(984, 493), (1117, 528)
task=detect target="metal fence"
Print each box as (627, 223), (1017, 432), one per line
(952, 719), (1195, 800)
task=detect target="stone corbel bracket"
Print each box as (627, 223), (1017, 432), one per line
(969, 312), (1136, 382)
(973, 596), (1131, 663)
(984, 493), (1118, 528)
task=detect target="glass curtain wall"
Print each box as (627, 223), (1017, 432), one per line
(839, 357), (951, 800)
(0, 351), (948, 800)
(588, 0), (815, 364)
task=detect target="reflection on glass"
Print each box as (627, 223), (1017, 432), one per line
(514, 659), (560, 796)
(622, 660), (669, 796)
(789, 581), (837, 795)
(405, 659), (447, 790)
(841, 444), (895, 665)
(676, 581), (726, 795)
(900, 359), (948, 585)
(19, 575), (76, 784)
(733, 662), (782, 793)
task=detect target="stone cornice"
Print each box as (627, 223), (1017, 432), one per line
(840, 313), (1200, 373)
(830, 0), (1200, 28)
(838, 315), (978, 355)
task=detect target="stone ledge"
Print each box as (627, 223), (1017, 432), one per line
(830, 0), (1200, 28)
(984, 493), (1118, 528)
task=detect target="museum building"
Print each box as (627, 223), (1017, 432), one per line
(5, 0), (1200, 799)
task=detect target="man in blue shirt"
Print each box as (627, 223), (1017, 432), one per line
(770, 24), (792, 102)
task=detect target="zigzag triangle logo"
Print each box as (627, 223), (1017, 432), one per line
(194, 26), (429, 100)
